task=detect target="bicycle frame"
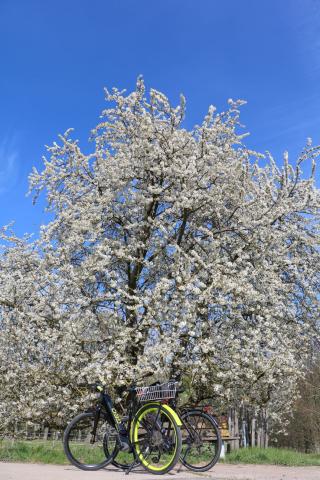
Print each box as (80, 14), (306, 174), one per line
(88, 389), (130, 443)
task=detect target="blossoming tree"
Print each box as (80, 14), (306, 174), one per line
(0, 78), (319, 430)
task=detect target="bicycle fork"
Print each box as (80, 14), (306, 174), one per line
(90, 406), (101, 444)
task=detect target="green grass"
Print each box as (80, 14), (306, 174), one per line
(1, 441), (320, 467)
(225, 447), (320, 466)
(0, 440), (68, 464)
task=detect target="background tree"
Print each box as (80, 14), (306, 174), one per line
(0, 78), (319, 432)
(272, 354), (320, 453)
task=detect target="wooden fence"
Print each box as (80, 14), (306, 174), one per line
(5, 422), (64, 441)
(223, 406), (269, 451)
(2, 404), (269, 452)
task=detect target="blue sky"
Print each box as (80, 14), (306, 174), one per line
(0, 0), (319, 236)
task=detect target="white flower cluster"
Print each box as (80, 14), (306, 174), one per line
(0, 78), (319, 432)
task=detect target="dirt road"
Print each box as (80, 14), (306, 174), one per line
(1, 462), (319, 480)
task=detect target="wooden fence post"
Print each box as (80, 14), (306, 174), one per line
(228, 409), (234, 451)
(257, 427), (262, 447)
(234, 410), (239, 449)
(251, 418), (256, 447)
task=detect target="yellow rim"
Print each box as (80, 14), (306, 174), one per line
(131, 404), (178, 472)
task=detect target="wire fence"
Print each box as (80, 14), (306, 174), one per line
(0, 406), (269, 451)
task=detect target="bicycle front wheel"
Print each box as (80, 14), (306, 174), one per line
(180, 409), (222, 472)
(63, 411), (117, 470)
(131, 403), (182, 475)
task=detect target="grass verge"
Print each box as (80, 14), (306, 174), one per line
(0, 440), (68, 464)
(225, 447), (320, 466)
(1, 441), (320, 467)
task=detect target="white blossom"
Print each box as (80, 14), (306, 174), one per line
(0, 78), (319, 432)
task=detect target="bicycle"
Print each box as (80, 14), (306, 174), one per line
(174, 402), (222, 472)
(111, 384), (222, 472)
(63, 381), (182, 475)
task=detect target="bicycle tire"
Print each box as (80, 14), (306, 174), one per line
(63, 411), (117, 470)
(131, 402), (182, 475)
(180, 409), (222, 472)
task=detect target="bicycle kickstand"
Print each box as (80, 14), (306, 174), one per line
(125, 459), (140, 475)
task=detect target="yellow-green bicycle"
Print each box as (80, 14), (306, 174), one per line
(63, 381), (182, 475)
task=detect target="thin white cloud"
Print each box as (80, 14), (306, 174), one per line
(0, 136), (19, 195)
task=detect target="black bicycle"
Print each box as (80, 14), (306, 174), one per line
(63, 382), (182, 475)
(111, 383), (222, 472)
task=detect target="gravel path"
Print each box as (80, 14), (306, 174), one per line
(1, 462), (320, 480)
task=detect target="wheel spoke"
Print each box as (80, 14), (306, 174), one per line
(180, 411), (222, 472)
(132, 405), (181, 473)
(64, 412), (116, 470)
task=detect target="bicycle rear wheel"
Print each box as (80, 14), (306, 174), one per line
(63, 411), (117, 470)
(180, 409), (222, 472)
(131, 403), (182, 475)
